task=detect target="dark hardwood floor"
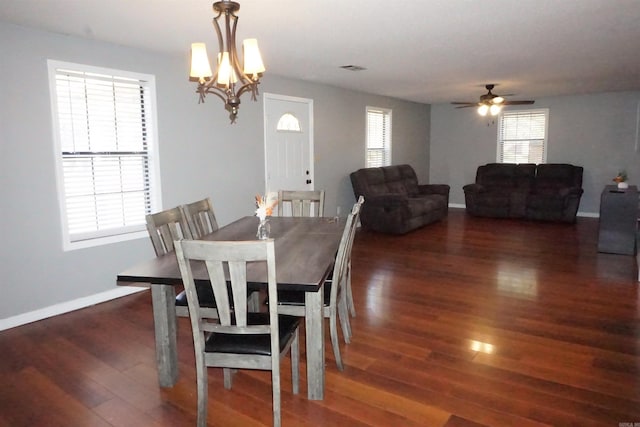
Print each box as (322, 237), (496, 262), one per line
(1, 208), (639, 426)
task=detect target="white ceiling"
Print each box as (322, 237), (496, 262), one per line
(1, 0), (639, 104)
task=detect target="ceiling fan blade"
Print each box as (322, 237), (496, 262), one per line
(452, 84), (535, 109)
(503, 100), (535, 105)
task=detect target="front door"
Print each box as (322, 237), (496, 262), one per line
(263, 93), (314, 209)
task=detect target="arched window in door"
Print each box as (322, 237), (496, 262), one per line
(276, 112), (301, 132)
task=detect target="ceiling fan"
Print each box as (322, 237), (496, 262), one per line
(452, 84), (534, 116)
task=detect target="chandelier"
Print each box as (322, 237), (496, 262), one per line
(190, 1), (265, 123)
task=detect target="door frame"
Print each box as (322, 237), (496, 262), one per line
(262, 92), (314, 198)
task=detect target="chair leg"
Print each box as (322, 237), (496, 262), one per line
(272, 350), (282, 427)
(223, 368), (233, 389)
(329, 309), (344, 371)
(338, 296), (351, 344)
(291, 329), (300, 395)
(195, 354), (208, 427)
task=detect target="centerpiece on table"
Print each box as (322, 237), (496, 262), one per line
(613, 170), (628, 189)
(255, 194), (277, 239)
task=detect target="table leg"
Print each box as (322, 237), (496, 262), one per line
(305, 285), (325, 400)
(151, 285), (178, 387)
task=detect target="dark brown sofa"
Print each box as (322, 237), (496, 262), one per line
(350, 164), (450, 234)
(463, 163), (584, 222)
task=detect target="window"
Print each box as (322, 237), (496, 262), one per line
(48, 60), (161, 250)
(366, 107), (392, 167)
(497, 109), (548, 164)
(276, 113), (301, 132)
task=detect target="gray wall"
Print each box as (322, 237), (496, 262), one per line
(430, 91), (640, 214)
(0, 22), (430, 321)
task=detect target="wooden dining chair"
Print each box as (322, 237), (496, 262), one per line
(323, 195), (364, 331)
(174, 239), (300, 427)
(181, 197), (219, 238)
(145, 206), (192, 254)
(277, 211), (356, 371)
(277, 190), (325, 217)
(344, 196), (364, 318)
(145, 207), (218, 319)
(181, 197), (262, 311)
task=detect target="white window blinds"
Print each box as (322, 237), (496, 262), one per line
(497, 109), (548, 164)
(49, 62), (160, 249)
(366, 107), (392, 167)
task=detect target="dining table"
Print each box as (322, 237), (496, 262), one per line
(117, 215), (345, 400)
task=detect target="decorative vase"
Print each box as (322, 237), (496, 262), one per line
(256, 218), (270, 240)
(618, 181), (629, 189)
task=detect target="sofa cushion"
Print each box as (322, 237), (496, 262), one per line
(477, 163), (535, 191)
(534, 163), (583, 193)
(407, 195), (446, 216)
(386, 180), (408, 195)
(382, 164), (419, 196)
(527, 194), (565, 209)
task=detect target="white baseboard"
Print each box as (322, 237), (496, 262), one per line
(577, 211), (599, 218)
(0, 286), (148, 332)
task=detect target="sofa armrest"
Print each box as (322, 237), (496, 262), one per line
(418, 184), (450, 196)
(463, 183), (486, 193)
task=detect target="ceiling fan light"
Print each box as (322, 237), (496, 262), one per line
(477, 104), (489, 116)
(492, 96), (504, 104)
(490, 104), (502, 115)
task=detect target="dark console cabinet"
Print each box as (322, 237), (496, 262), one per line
(597, 185), (638, 255)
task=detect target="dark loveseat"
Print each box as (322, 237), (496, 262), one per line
(463, 163), (584, 222)
(350, 164), (450, 234)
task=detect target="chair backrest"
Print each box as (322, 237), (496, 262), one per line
(347, 195), (364, 250)
(329, 212), (357, 303)
(277, 190), (325, 217)
(351, 195), (364, 217)
(174, 239), (279, 344)
(145, 207), (192, 256)
(181, 197), (219, 239)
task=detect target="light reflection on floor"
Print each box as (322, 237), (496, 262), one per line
(363, 271), (394, 322)
(495, 263), (539, 299)
(469, 339), (495, 354)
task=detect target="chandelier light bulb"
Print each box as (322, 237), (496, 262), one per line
(216, 52), (234, 86)
(243, 38), (265, 78)
(190, 43), (213, 83)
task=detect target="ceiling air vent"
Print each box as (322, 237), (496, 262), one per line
(340, 65), (366, 71)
